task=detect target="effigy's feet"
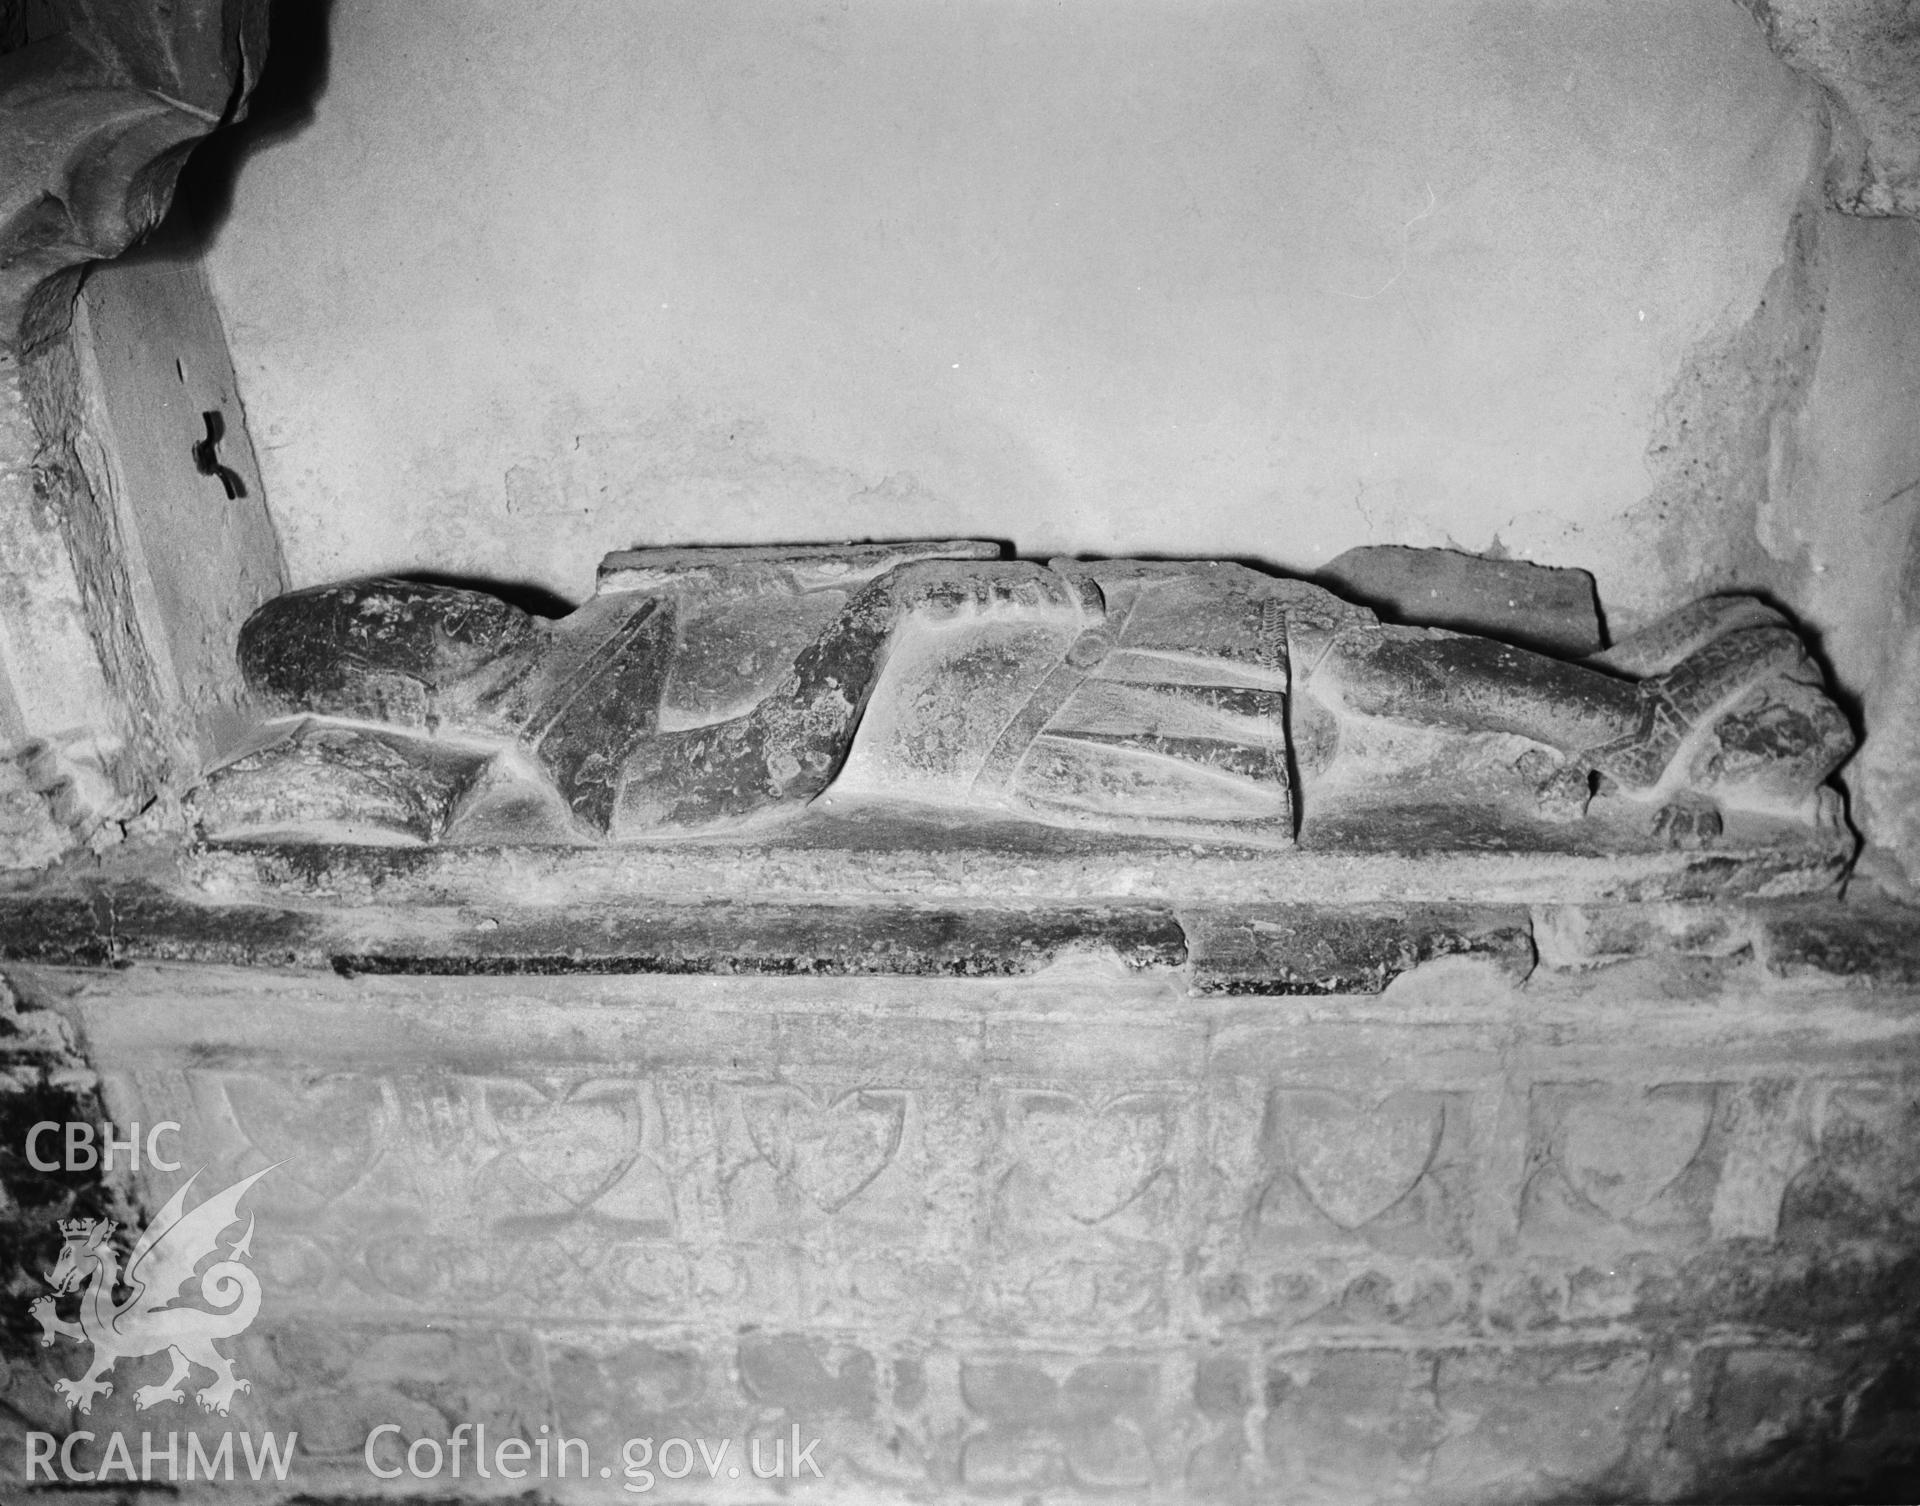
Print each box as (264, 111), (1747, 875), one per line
(1586, 600), (1853, 841)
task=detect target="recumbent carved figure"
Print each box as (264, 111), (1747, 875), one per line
(202, 542), (1852, 851)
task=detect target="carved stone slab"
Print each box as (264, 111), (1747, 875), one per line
(201, 545), (1857, 906)
(4, 942), (1912, 1501)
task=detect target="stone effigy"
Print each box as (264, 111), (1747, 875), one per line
(200, 542), (1853, 854)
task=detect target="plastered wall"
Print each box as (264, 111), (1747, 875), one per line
(202, 2), (1851, 595)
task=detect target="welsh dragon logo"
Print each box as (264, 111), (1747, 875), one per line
(29, 1165), (276, 1416)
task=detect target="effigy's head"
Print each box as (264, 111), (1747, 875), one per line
(239, 577), (541, 726)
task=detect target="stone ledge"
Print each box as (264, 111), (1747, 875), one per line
(2, 846), (1915, 991)
(1185, 905), (1535, 994)
(1533, 894), (1920, 988)
(1756, 898), (1920, 984)
(183, 819), (1853, 907)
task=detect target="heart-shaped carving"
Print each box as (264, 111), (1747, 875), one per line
(1010, 1093), (1173, 1224)
(1277, 1089), (1443, 1229)
(1559, 1084), (1714, 1220)
(225, 1073), (381, 1206)
(480, 1077), (646, 1218)
(741, 1087), (906, 1213)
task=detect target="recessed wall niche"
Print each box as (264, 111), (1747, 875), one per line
(2, 3), (1919, 1502)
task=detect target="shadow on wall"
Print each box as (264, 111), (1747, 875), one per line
(161, 0), (335, 247)
(393, 570), (576, 620)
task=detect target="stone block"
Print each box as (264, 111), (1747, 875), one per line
(1698, 1346), (1842, 1462)
(1636, 1237), (1920, 1337)
(1184, 1353), (1254, 1490)
(1316, 545), (1602, 656)
(738, 1335), (877, 1420)
(0, 750), (70, 870)
(546, 1338), (725, 1466)
(1532, 901), (1753, 969)
(1777, 1078), (1920, 1242)
(1708, 1079), (1815, 1242)
(1756, 896), (1920, 984)
(260, 1324), (539, 1467)
(1830, 1354), (1920, 1493)
(1264, 1349), (1439, 1497)
(0, 364), (134, 848)
(960, 1355), (1166, 1492)
(1431, 1347), (1649, 1498)
(1188, 905), (1533, 994)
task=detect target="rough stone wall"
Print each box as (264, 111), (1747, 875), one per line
(5, 938), (1916, 1501)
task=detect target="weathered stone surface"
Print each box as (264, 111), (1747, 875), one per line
(1756, 895), (1920, 983)
(0, 889), (113, 966)
(17, 250), (287, 839)
(327, 903), (1187, 978)
(1317, 543), (1602, 657)
(58, 254), (284, 763)
(1264, 1349), (1439, 1496)
(1188, 903), (1533, 993)
(1525, 1081), (1720, 1247)
(203, 723), (491, 847)
(1532, 900), (1753, 969)
(180, 846), (1869, 992)
(193, 824), (1855, 910)
(1431, 1347), (1649, 1497)
(1858, 619), (1920, 894)
(0, 938), (1914, 1499)
(1742, 0), (1920, 219)
(206, 544), (1856, 868)
(0, 5), (281, 857)
(0, 356), (137, 854)
(0, 867), (1190, 977)
(0, 748), (70, 870)
(0, 975), (127, 1456)
(12, 847), (1919, 979)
